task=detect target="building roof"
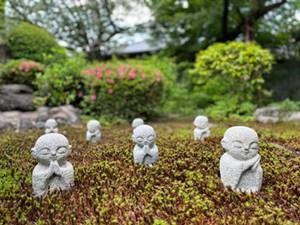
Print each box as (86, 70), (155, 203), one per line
(117, 40), (164, 55)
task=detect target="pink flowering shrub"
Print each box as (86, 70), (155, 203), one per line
(0, 59), (43, 88)
(81, 63), (164, 119)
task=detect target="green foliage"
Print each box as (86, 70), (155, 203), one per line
(269, 98), (300, 112)
(0, 59), (43, 87)
(0, 169), (21, 197)
(191, 41), (274, 119)
(0, 121), (299, 224)
(80, 58), (165, 119)
(5, 22), (63, 62)
(35, 55), (86, 106)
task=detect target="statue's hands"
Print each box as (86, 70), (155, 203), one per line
(50, 160), (63, 176)
(243, 154), (260, 171)
(251, 155), (261, 171)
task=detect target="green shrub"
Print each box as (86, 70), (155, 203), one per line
(0, 59), (43, 87)
(5, 22), (63, 62)
(191, 41), (274, 119)
(35, 55), (86, 106)
(80, 61), (165, 119)
(269, 98), (300, 112)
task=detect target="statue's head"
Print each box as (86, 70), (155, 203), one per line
(131, 118), (144, 129)
(221, 126), (259, 160)
(193, 116), (208, 129)
(132, 125), (156, 148)
(87, 120), (101, 133)
(31, 133), (71, 165)
(45, 119), (57, 129)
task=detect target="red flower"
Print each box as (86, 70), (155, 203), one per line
(83, 69), (95, 76)
(105, 69), (111, 77)
(128, 68), (136, 80)
(106, 79), (114, 84)
(77, 91), (84, 98)
(96, 69), (102, 79)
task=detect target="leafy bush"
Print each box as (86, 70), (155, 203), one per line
(190, 41), (274, 119)
(35, 55), (86, 106)
(269, 98), (300, 112)
(5, 22), (64, 62)
(0, 59), (43, 87)
(80, 60), (164, 119)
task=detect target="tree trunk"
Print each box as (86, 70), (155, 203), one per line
(221, 0), (230, 41)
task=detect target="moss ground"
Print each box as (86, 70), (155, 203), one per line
(0, 120), (299, 224)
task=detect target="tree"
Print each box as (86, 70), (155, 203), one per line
(6, 0), (135, 59)
(146, 0), (297, 61)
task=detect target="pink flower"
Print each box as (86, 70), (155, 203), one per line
(107, 88), (113, 94)
(77, 91), (84, 98)
(91, 94), (97, 101)
(155, 71), (162, 83)
(106, 79), (114, 84)
(19, 61), (41, 72)
(117, 65), (127, 80)
(105, 69), (111, 77)
(83, 69), (95, 76)
(128, 68), (136, 80)
(96, 69), (102, 79)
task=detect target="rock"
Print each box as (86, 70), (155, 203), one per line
(220, 126), (263, 193)
(86, 120), (101, 144)
(254, 106), (300, 123)
(31, 133), (74, 198)
(0, 105), (81, 132)
(193, 115), (210, 141)
(132, 125), (158, 166)
(0, 84), (35, 111)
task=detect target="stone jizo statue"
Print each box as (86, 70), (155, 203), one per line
(220, 126), (263, 193)
(31, 133), (74, 198)
(193, 115), (210, 140)
(131, 118), (144, 129)
(132, 125), (158, 166)
(86, 120), (101, 144)
(45, 118), (58, 134)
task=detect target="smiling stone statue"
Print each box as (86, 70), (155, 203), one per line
(31, 133), (74, 198)
(193, 115), (210, 141)
(86, 120), (101, 144)
(132, 125), (158, 166)
(220, 126), (263, 193)
(45, 118), (58, 134)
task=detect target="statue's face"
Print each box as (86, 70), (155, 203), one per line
(133, 125), (156, 149)
(87, 120), (100, 133)
(221, 126), (259, 160)
(32, 133), (71, 165)
(194, 116), (208, 129)
(227, 139), (259, 160)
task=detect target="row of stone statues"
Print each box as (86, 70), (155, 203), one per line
(31, 117), (262, 198)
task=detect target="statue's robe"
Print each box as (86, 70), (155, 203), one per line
(86, 130), (101, 143)
(32, 161), (74, 198)
(194, 127), (210, 140)
(133, 145), (158, 165)
(220, 153), (263, 192)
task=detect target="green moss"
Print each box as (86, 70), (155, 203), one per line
(0, 120), (299, 224)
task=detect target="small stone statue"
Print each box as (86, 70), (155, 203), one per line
(86, 120), (101, 144)
(193, 115), (210, 140)
(220, 126), (263, 193)
(45, 119), (58, 134)
(132, 125), (158, 166)
(131, 118), (144, 129)
(31, 133), (74, 198)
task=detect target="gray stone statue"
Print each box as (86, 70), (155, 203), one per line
(132, 125), (158, 166)
(45, 118), (58, 134)
(31, 133), (74, 198)
(131, 118), (144, 129)
(86, 120), (101, 144)
(220, 126), (263, 193)
(193, 115), (210, 140)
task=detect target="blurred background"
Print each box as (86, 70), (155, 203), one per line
(0, 0), (299, 130)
